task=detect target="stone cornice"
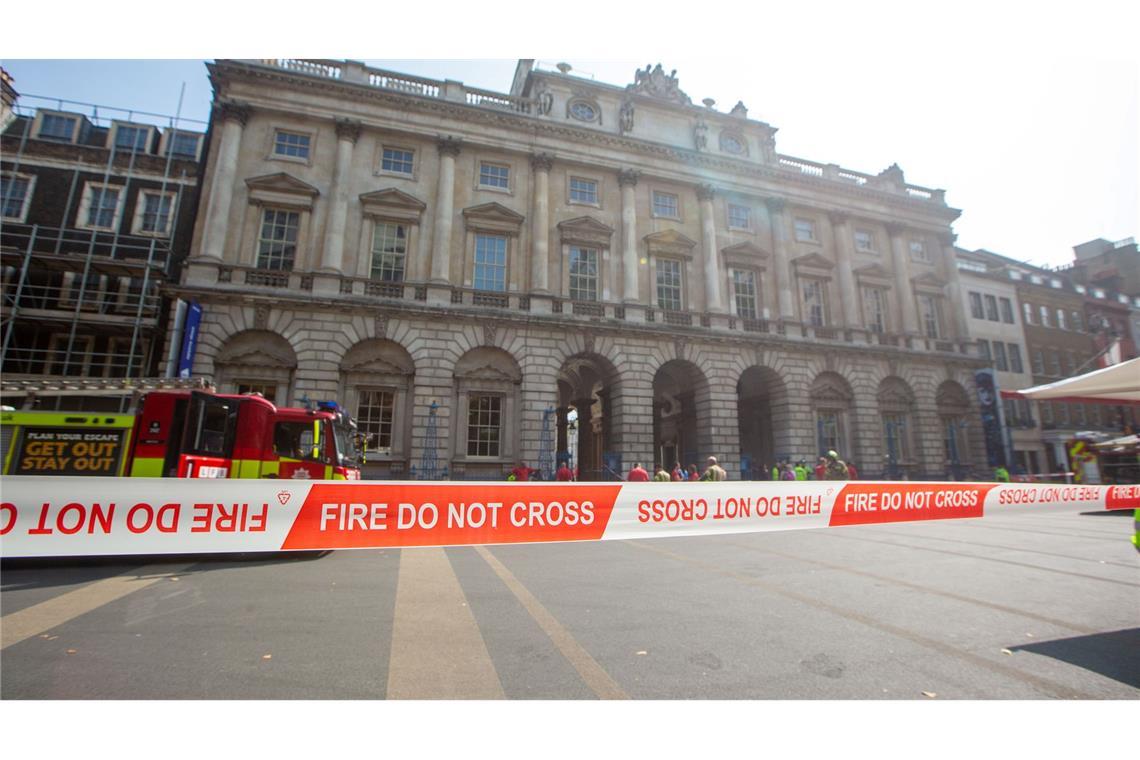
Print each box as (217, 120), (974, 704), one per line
(213, 61), (962, 223)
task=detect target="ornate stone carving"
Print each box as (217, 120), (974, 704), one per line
(216, 101), (251, 126)
(254, 304), (269, 330)
(730, 101), (748, 119)
(764, 197), (786, 214)
(674, 338), (687, 360)
(530, 152), (554, 172)
(583, 334), (595, 355)
(696, 183), (716, 202)
(437, 136), (462, 157)
(375, 313), (388, 339)
(617, 168), (640, 188)
(483, 323), (496, 346)
(626, 63), (692, 105)
(335, 118), (362, 143)
(693, 117), (709, 152)
(619, 99), (635, 134)
(534, 85), (553, 116)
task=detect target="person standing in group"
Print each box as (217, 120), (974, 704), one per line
(814, 456), (827, 480)
(771, 461), (782, 480)
(794, 460), (808, 481)
(700, 456), (727, 481)
(510, 461), (532, 481)
(687, 464), (701, 481)
(824, 450), (850, 480)
(780, 462), (797, 481)
(555, 461), (574, 481)
(994, 464), (1010, 482)
(653, 464), (671, 481)
(846, 461), (859, 480)
(627, 462), (649, 481)
(671, 462), (685, 481)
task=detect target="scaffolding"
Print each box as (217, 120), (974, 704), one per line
(0, 90), (207, 412)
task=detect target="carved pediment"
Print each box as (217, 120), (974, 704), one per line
(644, 229), (696, 258)
(853, 263), (894, 287)
(245, 172), (320, 196)
(911, 272), (948, 294)
(811, 386), (853, 404)
(341, 357), (413, 376)
(791, 252), (836, 270)
(722, 241), (770, 270)
(626, 63), (692, 106)
(462, 202), (525, 234)
(359, 188), (427, 223)
(216, 347), (297, 370)
(462, 363), (521, 383)
(558, 216), (614, 247)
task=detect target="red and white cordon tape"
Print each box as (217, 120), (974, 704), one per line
(1, 478), (1137, 558)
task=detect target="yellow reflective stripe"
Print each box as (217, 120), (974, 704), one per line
(130, 457), (165, 478)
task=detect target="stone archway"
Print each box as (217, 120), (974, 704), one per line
(737, 366), (788, 479)
(936, 379), (973, 479)
(877, 376), (917, 478)
(653, 359), (711, 475)
(214, 330), (297, 405)
(451, 346), (523, 480)
(556, 352), (620, 480)
(339, 338), (416, 478)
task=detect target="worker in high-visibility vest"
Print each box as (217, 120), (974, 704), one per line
(1133, 509), (1139, 554)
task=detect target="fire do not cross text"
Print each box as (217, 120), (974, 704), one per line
(319, 500), (597, 532)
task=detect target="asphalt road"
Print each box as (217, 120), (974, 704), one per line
(2, 503), (1137, 700)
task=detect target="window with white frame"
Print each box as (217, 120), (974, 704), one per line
(854, 229), (876, 252)
(1056, 308), (1066, 330)
(802, 279), (827, 327)
(479, 162), (510, 190)
(984, 294), (999, 321)
(1048, 350), (1061, 376)
(1056, 402), (1069, 426)
(918, 294), (941, 338)
(817, 410), (845, 456)
(381, 147), (414, 175)
(256, 208), (300, 271)
(569, 177), (598, 205)
(236, 382), (278, 404)
(1032, 349), (1044, 375)
(1, 173), (34, 221)
(882, 412), (910, 461)
(1039, 305), (1050, 327)
(732, 270), (758, 319)
(794, 217), (817, 242)
(1023, 302), (1034, 324)
(1041, 400), (1053, 425)
(357, 389), (395, 455)
(977, 339), (991, 360)
(1008, 344), (1024, 373)
(473, 234), (508, 291)
(727, 203), (751, 230)
(114, 125), (151, 152)
(1071, 311), (1083, 331)
(862, 286), (888, 333)
(466, 394), (502, 457)
(273, 130), (311, 160)
(968, 292), (984, 319)
(79, 184), (124, 230)
(909, 239), (930, 262)
(1000, 297), (1015, 323)
(133, 190), (176, 235)
(569, 246), (599, 301)
(993, 342), (1009, 372)
(39, 113), (78, 141)
(652, 190), (679, 219)
(370, 222), (408, 282)
(167, 132), (201, 158)
(656, 259), (683, 311)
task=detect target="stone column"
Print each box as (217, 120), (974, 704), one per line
(940, 231), (969, 342)
(530, 153), (552, 293)
(886, 223), (919, 335)
(765, 197), (795, 320)
(319, 118), (361, 274)
(697, 184), (724, 313)
(199, 102), (249, 262)
(618, 169), (640, 303)
(828, 212), (860, 328)
(430, 137), (462, 284)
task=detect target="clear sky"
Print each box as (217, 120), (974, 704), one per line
(3, 3), (1138, 273)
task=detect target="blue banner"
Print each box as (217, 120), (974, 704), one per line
(178, 300), (202, 379)
(974, 369), (1007, 467)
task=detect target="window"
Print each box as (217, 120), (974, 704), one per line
(1032, 349), (1044, 375)
(1023, 302), (1034, 324)
(39, 113), (77, 141)
(569, 177), (598, 205)
(46, 334), (94, 376)
(1039, 305), (1050, 327)
(1003, 398), (1017, 427)
(256, 208), (300, 271)
(273, 130), (311, 160)
(999, 297), (1015, 323)
(656, 259), (683, 311)
(882, 413), (910, 461)
(1009, 270), (1023, 281)
(81, 185), (123, 230)
(984, 294), (999, 321)
(1048, 350), (1061, 376)
(568, 101), (598, 122)
(236, 383), (277, 404)
(381, 147), (414, 175)
(854, 229), (875, 252)
(370, 222), (408, 282)
(134, 191), (175, 235)
(479, 162), (510, 190)
(104, 336), (148, 378)
(977, 339), (991, 360)
(918, 294), (941, 338)
(1056, 308), (1066, 330)
(909, 240), (929, 262)
(357, 389), (395, 455)
(794, 218), (817, 242)
(473, 234), (507, 291)
(1008, 344), (1024, 373)
(653, 191), (679, 218)
(1056, 402), (1069, 426)
(862, 286), (888, 333)
(733, 270), (758, 319)
(1071, 311), (1083, 331)
(1019, 399), (1032, 426)
(569, 247), (599, 301)
(969, 292), (984, 319)
(993, 342), (1009, 372)
(1041, 401), (1054, 425)
(802, 279), (827, 327)
(1064, 352), (1077, 376)
(467, 394), (502, 457)
(115, 125), (150, 152)
(273, 421), (321, 461)
(1074, 403), (1086, 427)
(1, 173), (34, 221)
(720, 133), (746, 155)
(167, 132), (200, 158)
(817, 411), (844, 456)
(727, 203), (751, 230)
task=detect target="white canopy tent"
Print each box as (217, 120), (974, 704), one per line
(1001, 356), (1140, 403)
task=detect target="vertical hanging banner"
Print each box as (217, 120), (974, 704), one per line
(177, 299), (202, 379)
(1, 477), (1136, 558)
(974, 369), (1007, 468)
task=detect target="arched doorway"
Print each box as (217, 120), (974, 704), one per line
(936, 380), (972, 480)
(556, 353), (620, 480)
(214, 330), (297, 405)
(737, 366), (787, 479)
(653, 360), (711, 475)
(877, 376), (917, 479)
(339, 338), (416, 479)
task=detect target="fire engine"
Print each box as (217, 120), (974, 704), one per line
(1, 381), (363, 480)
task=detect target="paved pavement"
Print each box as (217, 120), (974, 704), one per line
(2, 502), (1137, 700)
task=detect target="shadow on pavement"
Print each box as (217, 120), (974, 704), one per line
(1011, 628), (1140, 688)
(1078, 510), (1133, 518)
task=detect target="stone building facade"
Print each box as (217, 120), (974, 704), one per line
(176, 59), (985, 480)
